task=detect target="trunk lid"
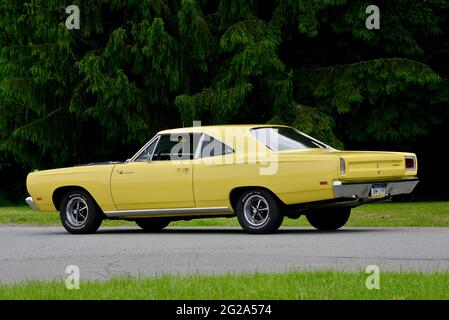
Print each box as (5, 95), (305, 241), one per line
(333, 151), (406, 180)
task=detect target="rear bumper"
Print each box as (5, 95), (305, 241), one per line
(25, 196), (37, 210)
(333, 178), (419, 199)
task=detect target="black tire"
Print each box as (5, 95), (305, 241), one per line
(306, 207), (351, 231)
(60, 190), (102, 234)
(236, 189), (283, 234)
(135, 218), (170, 232)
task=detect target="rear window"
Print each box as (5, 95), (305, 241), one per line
(250, 127), (326, 151)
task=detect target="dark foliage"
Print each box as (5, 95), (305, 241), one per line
(1, 0), (448, 202)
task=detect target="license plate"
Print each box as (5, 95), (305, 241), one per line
(370, 184), (386, 198)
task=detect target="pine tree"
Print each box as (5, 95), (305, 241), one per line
(0, 0), (448, 201)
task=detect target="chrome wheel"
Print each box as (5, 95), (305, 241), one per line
(66, 196), (88, 227)
(243, 195), (270, 227)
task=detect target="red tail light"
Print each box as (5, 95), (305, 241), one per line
(405, 156), (415, 170)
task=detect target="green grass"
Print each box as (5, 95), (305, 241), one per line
(1, 201), (448, 227)
(0, 270), (448, 299)
(0, 206), (135, 227)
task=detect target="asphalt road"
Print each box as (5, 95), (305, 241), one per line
(0, 226), (448, 282)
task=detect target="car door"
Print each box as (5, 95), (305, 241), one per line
(110, 133), (197, 210)
(193, 134), (236, 208)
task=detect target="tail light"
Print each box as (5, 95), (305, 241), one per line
(405, 156), (416, 171)
(340, 158), (346, 175)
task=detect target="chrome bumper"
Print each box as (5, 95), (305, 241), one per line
(333, 179), (419, 199)
(25, 196), (37, 210)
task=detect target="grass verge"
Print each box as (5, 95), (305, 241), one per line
(1, 202), (448, 227)
(0, 270), (448, 300)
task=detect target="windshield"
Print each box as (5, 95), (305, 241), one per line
(250, 127), (327, 151)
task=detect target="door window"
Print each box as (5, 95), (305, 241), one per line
(135, 138), (158, 162)
(152, 133), (201, 161)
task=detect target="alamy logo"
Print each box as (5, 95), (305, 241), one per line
(168, 121), (279, 176)
(365, 5), (380, 30)
(365, 265), (380, 289)
(65, 265), (80, 289)
(65, 5), (80, 30)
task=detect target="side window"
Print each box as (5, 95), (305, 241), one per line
(200, 135), (233, 158)
(135, 138), (158, 162)
(152, 133), (201, 161)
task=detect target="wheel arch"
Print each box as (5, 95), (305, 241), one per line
(52, 186), (105, 217)
(229, 186), (285, 211)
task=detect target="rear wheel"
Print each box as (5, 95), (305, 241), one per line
(60, 190), (103, 234)
(236, 189), (283, 234)
(306, 207), (351, 231)
(135, 218), (170, 232)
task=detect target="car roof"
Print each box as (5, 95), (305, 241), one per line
(158, 124), (289, 135)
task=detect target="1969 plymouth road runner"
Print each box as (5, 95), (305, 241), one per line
(26, 125), (419, 234)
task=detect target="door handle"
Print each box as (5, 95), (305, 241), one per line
(177, 167), (190, 173)
(117, 170), (134, 174)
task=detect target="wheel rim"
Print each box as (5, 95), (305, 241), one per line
(66, 197), (88, 227)
(243, 195), (270, 227)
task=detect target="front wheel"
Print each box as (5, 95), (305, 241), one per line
(306, 207), (351, 231)
(135, 218), (170, 232)
(236, 189), (283, 234)
(60, 190), (103, 234)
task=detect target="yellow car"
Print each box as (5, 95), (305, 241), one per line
(26, 125), (419, 234)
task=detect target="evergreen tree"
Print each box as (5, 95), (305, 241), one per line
(0, 0), (448, 201)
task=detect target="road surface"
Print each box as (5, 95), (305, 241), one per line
(0, 226), (448, 282)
